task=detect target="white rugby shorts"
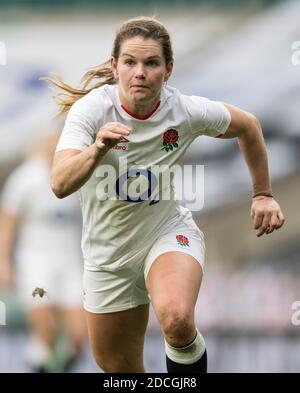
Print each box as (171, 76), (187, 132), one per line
(16, 254), (83, 309)
(83, 213), (205, 314)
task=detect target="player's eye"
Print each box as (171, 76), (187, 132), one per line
(124, 59), (135, 65)
(147, 60), (159, 67)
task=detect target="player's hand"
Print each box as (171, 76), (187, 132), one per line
(0, 260), (14, 289)
(250, 196), (285, 237)
(95, 122), (131, 151)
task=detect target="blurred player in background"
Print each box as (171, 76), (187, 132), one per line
(0, 131), (86, 373)
(45, 17), (285, 373)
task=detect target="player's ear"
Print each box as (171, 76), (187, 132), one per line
(164, 61), (173, 82)
(111, 57), (118, 79)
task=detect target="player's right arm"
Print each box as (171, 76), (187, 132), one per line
(0, 168), (26, 289)
(51, 122), (131, 198)
(0, 210), (17, 288)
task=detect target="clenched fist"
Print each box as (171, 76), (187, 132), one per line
(95, 122), (131, 151)
(251, 196), (285, 237)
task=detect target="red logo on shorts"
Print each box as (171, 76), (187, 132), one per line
(176, 234), (190, 247)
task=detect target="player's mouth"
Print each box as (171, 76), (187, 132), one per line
(131, 85), (149, 89)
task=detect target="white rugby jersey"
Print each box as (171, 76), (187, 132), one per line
(1, 158), (82, 264)
(56, 84), (231, 270)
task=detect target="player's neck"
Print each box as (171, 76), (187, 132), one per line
(119, 91), (160, 120)
(121, 101), (160, 120)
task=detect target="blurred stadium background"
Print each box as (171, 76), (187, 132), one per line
(0, 0), (300, 372)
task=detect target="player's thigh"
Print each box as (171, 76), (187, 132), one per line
(85, 304), (149, 370)
(57, 267), (86, 346)
(60, 307), (87, 347)
(146, 252), (203, 326)
(27, 306), (57, 343)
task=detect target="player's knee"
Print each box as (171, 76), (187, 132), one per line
(160, 307), (195, 347)
(69, 325), (87, 349)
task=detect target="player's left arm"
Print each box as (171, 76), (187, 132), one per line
(216, 103), (285, 237)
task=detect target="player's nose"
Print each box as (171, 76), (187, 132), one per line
(134, 63), (146, 79)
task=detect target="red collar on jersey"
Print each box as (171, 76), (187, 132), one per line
(121, 101), (160, 120)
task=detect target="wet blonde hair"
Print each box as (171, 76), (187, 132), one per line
(42, 16), (173, 115)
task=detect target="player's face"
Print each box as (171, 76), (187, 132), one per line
(111, 36), (173, 109)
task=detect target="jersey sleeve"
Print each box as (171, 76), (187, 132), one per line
(0, 167), (29, 214)
(56, 97), (98, 152)
(182, 95), (231, 138)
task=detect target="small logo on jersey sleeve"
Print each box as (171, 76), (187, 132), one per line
(176, 234), (190, 247)
(161, 129), (179, 152)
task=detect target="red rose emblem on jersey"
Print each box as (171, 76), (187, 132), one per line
(163, 129), (178, 144)
(176, 234), (190, 247)
(161, 129), (179, 152)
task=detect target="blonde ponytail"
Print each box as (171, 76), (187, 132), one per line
(41, 60), (115, 116)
